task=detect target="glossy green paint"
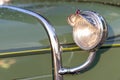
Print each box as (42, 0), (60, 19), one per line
(0, 1), (120, 80)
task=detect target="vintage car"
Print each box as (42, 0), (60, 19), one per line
(0, 0), (120, 80)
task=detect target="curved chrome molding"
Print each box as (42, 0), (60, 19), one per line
(0, 5), (63, 80)
(59, 51), (96, 74)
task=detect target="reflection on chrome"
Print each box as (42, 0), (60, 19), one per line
(0, 6), (108, 80)
(67, 10), (107, 50)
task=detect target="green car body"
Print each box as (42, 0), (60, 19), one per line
(0, 0), (120, 80)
